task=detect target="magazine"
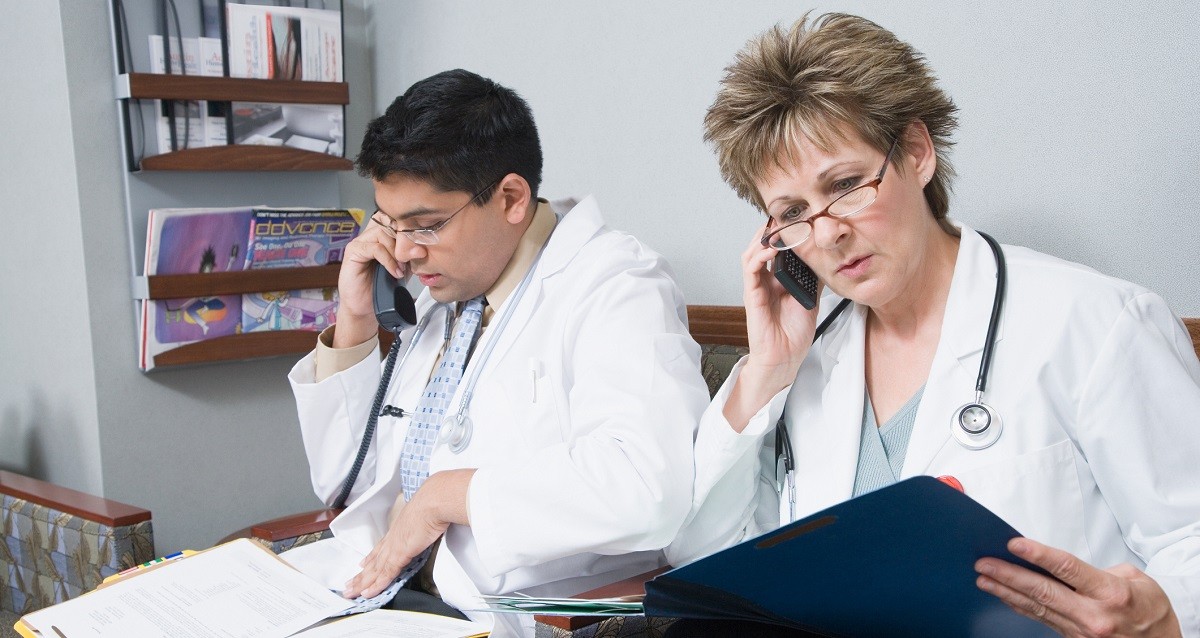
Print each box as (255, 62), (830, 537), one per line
(225, 3), (342, 82)
(148, 35), (205, 154)
(240, 208), (364, 334)
(139, 207), (255, 371)
(148, 35), (226, 153)
(246, 207), (363, 267)
(241, 287), (339, 334)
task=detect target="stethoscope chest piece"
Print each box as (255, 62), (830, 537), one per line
(440, 411), (473, 454)
(951, 400), (1003, 450)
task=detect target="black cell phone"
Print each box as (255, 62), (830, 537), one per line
(773, 249), (819, 310)
(373, 264), (418, 332)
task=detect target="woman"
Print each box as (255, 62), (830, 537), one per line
(668, 13), (1200, 637)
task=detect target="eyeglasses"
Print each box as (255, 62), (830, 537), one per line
(761, 139), (900, 251)
(371, 179), (500, 246)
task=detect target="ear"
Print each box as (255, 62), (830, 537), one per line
(495, 173), (533, 225)
(901, 120), (937, 182)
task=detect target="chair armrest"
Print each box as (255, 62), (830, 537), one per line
(0, 470), (151, 527)
(534, 565), (671, 631)
(0, 471), (154, 613)
(251, 508), (342, 541)
(219, 508), (341, 553)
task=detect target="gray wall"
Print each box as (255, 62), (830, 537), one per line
(0, 1), (374, 554)
(366, 0), (1200, 314)
(0, 2), (104, 494)
(2, 0), (1197, 555)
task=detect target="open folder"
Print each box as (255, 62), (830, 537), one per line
(14, 538), (488, 638)
(643, 475), (1057, 637)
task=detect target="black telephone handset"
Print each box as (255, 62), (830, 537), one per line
(332, 265), (418, 510)
(773, 249), (819, 310)
(372, 263), (418, 333)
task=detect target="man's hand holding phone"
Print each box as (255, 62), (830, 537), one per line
(332, 213), (408, 348)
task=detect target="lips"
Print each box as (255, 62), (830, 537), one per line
(416, 273), (442, 286)
(836, 255), (872, 277)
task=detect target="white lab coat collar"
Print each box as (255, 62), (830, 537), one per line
(941, 224), (1007, 362)
(903, 223), (1006, 476)
(438, 195), (605, 388)
(539, 195), (604, 279)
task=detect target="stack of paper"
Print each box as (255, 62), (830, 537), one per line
(20, 539), (350, 637)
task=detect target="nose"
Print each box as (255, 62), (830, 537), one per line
(393, 236), (428, 263)
(810, 214), (849, 250)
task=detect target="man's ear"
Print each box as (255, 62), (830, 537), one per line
(495, 173), (533, 225)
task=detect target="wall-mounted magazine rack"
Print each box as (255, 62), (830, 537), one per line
(108, 0), (360, 369)
(135, 264), (340, 368)
(116, 73), (352, 171)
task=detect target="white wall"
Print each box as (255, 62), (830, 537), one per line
(0, 2), (104, 493)
(365, 0), (1200, 314)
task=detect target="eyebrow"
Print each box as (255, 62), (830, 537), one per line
(374, 201), (447, 221)
(763, 160), (865, 212)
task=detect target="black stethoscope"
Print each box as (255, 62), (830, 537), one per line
(776, 231), (1006, 521)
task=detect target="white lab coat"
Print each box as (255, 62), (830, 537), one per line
(668, 225), (1200, 636)
(286, 196), (709, 635)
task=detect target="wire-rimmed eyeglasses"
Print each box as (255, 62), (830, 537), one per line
(761, 139), (900, 251)
(371, 179), (500, 246)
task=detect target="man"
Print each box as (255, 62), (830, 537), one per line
(283, 69), (709, 636)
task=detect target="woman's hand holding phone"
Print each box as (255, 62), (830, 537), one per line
(723, 226), (822, 432)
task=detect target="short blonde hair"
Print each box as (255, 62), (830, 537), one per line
(705, 13), (959, 231)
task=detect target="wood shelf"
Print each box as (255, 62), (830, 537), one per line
(138, 146), (353, 172)
(152, 330), (323, 367)
(145, 264), (341, 299)
(118, 74), (353, 171)
(143, 265), (339, 368)
(120, 73), (349, 104)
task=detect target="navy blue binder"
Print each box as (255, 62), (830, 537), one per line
(645, 476), (1058, 637)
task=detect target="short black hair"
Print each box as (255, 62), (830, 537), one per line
(356, 69), (543, 202)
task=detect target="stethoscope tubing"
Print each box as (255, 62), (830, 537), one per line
(975, 232), (1006, 397)
(330, 304), (450, 509)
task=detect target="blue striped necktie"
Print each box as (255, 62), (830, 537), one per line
(400, 296), (485, 499)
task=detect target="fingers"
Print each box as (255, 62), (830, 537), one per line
(343, 538), (414, 599)
(974, 538), (1094, 618)
(1008, 537), (1108, 596)
(976, 559), (1076, 634)
(741, 226), (778, 285)
(975, 538), (1141, 637)
(973, 539), (1094, 633)
(343, 565), (395, 600)
(351, 217), (405, 278)
(334, 222), (408, 333)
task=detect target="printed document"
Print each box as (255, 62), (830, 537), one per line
(22, 538), (353, 638)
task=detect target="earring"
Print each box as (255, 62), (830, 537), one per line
(923, 175), (931, 184)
